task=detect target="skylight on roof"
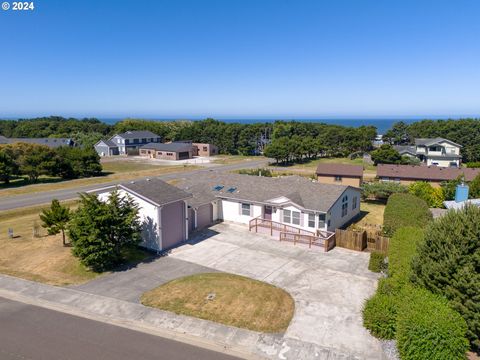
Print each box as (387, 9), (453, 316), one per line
(226, 187), (237, 193)
(213, 185), (224, 191)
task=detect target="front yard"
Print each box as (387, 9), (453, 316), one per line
(0, 203), (149, 285)
(141, 272), (294, 333)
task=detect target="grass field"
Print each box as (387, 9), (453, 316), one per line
(141, 273), (294, 333)
(0, 202), (149, 285)
(268, 157), (376, 172)
(0, 162), (197, 197)
(212, 155), (266, 165)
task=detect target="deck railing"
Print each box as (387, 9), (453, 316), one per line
(249, 217), (336, 252)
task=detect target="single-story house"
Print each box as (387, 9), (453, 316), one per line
(93, 172), (361, 252)
(95, 131), (161, 156)
(139, 142), (193, 160)
(95, 178), (192, 252)
(175, 172), (361, 233)
(94, 139), (120, 156)
(192, 143), (218, 157)
(377, 164), (480, 187)
(0, 137), (75, 148)
(316, 163), (364, 187)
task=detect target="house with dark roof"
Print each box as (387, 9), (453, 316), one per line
(316, 163), (364, 187)
(0, 136), (75, 148)
(377, 164), (480, 187)
(93, 172), (360, 251)
(94, 131), (161, 156)
(394, 137), (462, 167)
(175, 172), (361, 233)
(139, 142), (193, 160)
(95, 178), (192, 252)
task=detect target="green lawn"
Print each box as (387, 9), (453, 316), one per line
(269, 157), (375, 171)
(141, 273), (294, 333)
(348, 201), (386, 230)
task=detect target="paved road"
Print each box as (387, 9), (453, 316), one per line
(0, 297), (241, 360)
(0, 159), (268, 211)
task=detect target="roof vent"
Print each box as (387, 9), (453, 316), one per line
(130, 181), (135, 184)
(146, 178), (151, 181)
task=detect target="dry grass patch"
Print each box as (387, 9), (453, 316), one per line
(0, 201), (98, 285)
(141, 273), (294, 333)
(349, 201), (385, 230)
(213, 155), (266, 165)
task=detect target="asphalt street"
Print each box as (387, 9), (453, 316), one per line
(0, 159), (268, 211)
(0, 297), (242, 360)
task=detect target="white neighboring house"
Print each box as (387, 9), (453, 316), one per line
(394, 137), (462, 167)
(94, 130), (161, 156)
(94, 178), (192, 252)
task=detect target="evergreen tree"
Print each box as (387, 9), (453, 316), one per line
(39, 199), (71, 246)
(370, 145), (402, 165)
(0, 147), (19, 184)
(68, 191), (142, 272)
(412, 204), (480, 351)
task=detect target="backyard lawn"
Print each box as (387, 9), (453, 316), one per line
(349, 201), (385, 230)
(141, 273), (294, 333)
(0, 202), (149, 285)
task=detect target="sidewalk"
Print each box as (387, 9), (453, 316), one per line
(0, 274), (364, 360)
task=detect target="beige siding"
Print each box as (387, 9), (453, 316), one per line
(317, 175), (362, 187)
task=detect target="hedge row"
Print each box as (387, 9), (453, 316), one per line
(368, 252), (387, 273)
(383, 193), (432, 236)
(363, 224), (469, 358)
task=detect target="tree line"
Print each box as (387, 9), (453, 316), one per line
(383, 118), (480, 162)
(0, 143), (102, 184)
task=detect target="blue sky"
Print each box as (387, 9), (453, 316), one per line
(1, 0), (479, 119)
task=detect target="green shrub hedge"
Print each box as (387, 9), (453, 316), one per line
(363, 292), (397, 339)
(412, 204), (480, 351)
(361, 181), (408, 200)
(368, 252), (387, 273)
(383, 193), (432, 236)
(397, 285), (469, 360)
(388, 227), (424, 284)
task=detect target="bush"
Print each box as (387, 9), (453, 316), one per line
(237, 168), (273, 177)
(408, 181), (445, 208)
(361, 181), (408, 200)
(383, 193), (432, 236)
(396, 285), (469, 360)
(412, 204), (480, 351)
(389, 227), (424, 284)
(363, 292), (397, 339)
(368, 251), (387, 273)
(465, 162), (480, 168)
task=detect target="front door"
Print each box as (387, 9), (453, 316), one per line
(264, 206), (272, 220)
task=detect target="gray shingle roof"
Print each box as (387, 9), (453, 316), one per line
(414, 137), (462, 148)
(140, 142), (192, 152)
(393, 145), (417, 155)
(175, 172), (355, 212)
(115, 131), (160, 139)
(120, 178), (192, 206)
(96, 139), (118, 147)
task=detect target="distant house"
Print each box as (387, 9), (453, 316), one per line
(192, 143), (218, 157)
(95, 178), (192, 252)
(377, 164), (480, 187)
(95, 131), (161, 156)
(316, 164), (363, 187)
(0, 136), (75, 148)
(94, 139), (119, 156)
(394, 137), (462, 167)
(139, 142), (193, 160)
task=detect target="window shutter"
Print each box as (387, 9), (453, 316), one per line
(300, 212), (304, 226)
(238, 202), (242, 215)
(249, 205), (252, 217)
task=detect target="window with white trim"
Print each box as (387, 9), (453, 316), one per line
(241, 203), (251, 216)
(308, 214), (315, 228)
(318, 213), (326, 227)
(283, 209), (291, 223)
(341, 195), (348, 217)
(352, 196), (358, 210)
(292, 211), (300, 225)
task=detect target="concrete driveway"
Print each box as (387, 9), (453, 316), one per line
(171, 223), (383, 359)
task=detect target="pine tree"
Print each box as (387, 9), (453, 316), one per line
(39, 199), (71, 246)
(68, 190), (142, 272)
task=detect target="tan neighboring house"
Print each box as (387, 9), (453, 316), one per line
(139, 142), (193, 160)
(377, 164), (480, 187)
(316, 163), (363, 187)
(193, 143), (218, 157)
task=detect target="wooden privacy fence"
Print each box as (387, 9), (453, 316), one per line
(335, 228), (389, 253)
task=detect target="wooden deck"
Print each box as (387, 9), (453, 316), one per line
(248, 217), (335, 252)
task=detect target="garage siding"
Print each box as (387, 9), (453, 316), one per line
(196, 203), (213, 229)
(161, 201), (186, 250)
